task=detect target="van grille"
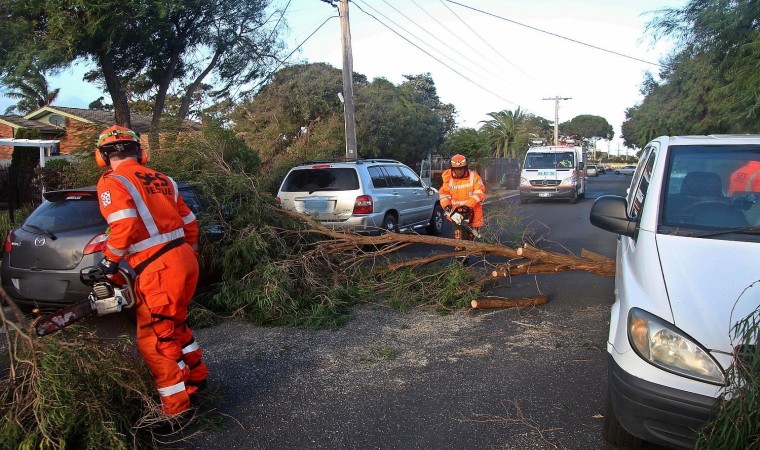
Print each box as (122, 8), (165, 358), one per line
(530, 180), (560, 187)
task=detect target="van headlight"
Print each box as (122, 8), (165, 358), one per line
(559, 175), (576, 186)
(628, 308), (725, 385)
(520, 177), (530, 186)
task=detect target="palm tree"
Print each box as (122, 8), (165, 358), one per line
(478, 107), (525, 158)
(2, 68), (60, 115)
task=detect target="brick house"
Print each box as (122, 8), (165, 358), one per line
(0, 106), (196, 161)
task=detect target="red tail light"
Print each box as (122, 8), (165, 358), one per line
(4, 231), (12, 254)
(274, 196), (281, 205)
(352, 195), (373, 215)
(83, 233), (109, 255)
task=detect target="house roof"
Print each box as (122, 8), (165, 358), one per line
(25, 106), (201, 133)
(25, 106), (154, 133)
(0, 114), (60, 133)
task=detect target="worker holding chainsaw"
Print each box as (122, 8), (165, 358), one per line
(94, 125), (208, 417)
(439, 154), (486, 264)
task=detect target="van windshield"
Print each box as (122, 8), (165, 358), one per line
(524, 152), (575, 169)
(661, 144), (760, 235)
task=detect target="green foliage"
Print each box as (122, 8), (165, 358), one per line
(559, 115), (614, 141)
(1, 65), (59, 115)
(379, 265), (480, 314)
(479, 108), (525, 158)
(0, 205), (35, 247)
(11, 128), (42, 170)
(623, 0), (760, 147)
(232, 63), (453, 170)
(442, 128), (490, 160)
(0, 328), (159, 449)
(695, 303), (760, 450)
(36, 155), (103, 192)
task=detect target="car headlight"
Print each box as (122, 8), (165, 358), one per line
(628, 308), (725, 385)
(559, 175), (576, 186)
(520, 177), (530, 186)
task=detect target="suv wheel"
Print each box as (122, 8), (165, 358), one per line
(426, 204), (444, 235)
(381, 213), (398, 233)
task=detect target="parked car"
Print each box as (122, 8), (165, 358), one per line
(275, 159), (443, 236)
(614, 165), (637, 175)
(603, 164), (613, 173)
(1, 183), (220, 311)
(586, 164), (599, 177)
(590, 135), (760, 449)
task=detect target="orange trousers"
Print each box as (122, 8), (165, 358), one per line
(133, 243), (207, 416)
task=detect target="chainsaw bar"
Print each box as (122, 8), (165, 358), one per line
(34, 300), (95, 337)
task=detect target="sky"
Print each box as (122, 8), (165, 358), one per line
(0, 0), (685, 156)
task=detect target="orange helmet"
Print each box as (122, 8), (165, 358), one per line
(94, 125), (148, 167)
(450, 154), (467, 168)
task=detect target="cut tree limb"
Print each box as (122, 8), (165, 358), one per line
(274, 207), (615, 277)
(471, 295), (548, 309)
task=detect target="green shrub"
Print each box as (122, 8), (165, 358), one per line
(0, 327), (160, 449)
(696, 303), (760, 449)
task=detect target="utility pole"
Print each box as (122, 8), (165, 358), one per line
(542, 96), (571, 145)
(339, 0), (357, 160)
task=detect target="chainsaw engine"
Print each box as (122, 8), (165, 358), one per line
(89, 281), (133, 315)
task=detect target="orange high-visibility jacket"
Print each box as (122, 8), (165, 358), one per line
(96, 160), (199, 265)
(728, 160), (760, 195)
(439, 168), (486, 227)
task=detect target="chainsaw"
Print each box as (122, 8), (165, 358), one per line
(34, 267), (136, 337)
(447, 206), (482, 239)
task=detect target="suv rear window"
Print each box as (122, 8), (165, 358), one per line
(280, 168), (360, 192)
(24, 194), (105, 233)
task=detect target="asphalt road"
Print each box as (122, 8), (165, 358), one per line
(174, 173), (665, 450)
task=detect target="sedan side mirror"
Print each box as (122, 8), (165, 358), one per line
(426, 186), (436, 196)
(590, 195), (638, 237)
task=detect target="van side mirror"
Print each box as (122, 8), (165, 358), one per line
(590, 195), (638, 237)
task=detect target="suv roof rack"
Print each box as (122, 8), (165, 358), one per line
(297, 158), (402, 166)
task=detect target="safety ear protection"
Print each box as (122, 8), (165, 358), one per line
(94, 144), (148, 167)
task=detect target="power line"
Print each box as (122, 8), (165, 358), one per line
(354, 0), (504, 89)
(351, 0), (518, 107)
(438, 0), (541, 87)
(379, 0), (504, 84)
(443, 0), (664, 67)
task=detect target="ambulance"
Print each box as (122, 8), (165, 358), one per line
(519, 144), (588, 204)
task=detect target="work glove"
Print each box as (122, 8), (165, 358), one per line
(450, 212), (464, 225)
(444, 205), (452, 213)
(98, 257), (120, 275)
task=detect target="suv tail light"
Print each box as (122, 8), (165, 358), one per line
(83, 233), (109, 255)
(353, 195), (373, 215)
(4, 231), (12, 254)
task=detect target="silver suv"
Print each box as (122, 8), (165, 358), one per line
(275, 159), (444, 235)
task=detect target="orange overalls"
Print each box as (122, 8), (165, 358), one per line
(97, 160), (207, 416)
(728, 160), (760, 195)
(439, 169), (486, 245)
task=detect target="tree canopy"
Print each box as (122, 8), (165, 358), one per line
(0, 0), (285, 140)
(559, 115), (613, 142)
(230, 63), (453, 175)
(622, 0), (760, 148)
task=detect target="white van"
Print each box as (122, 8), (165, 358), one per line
(590, 135), (760, 448)
(519, 145), (587, 204)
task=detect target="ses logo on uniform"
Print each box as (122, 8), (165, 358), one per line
(135, 171), (173, 195)
(100, 190), (112, 207)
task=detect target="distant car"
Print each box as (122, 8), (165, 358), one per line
(1, 183), (219, 311)
(614, 165), (637, 175)
(596, 164), (606, 174)
(603, 164), (613, 173)
(590, 134), (760, 449)
(275, 159), (443, 236)
(586, 164), (599, 177)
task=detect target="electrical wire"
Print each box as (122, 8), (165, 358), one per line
(379, 0), (504, 84)
(443, 0), (663, 67)
(438, 0), (542, 87)
(355, 0), (504, 88)
(351, 0), (518, 107)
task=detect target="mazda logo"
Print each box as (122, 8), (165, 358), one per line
(34, 237), (46, 246)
